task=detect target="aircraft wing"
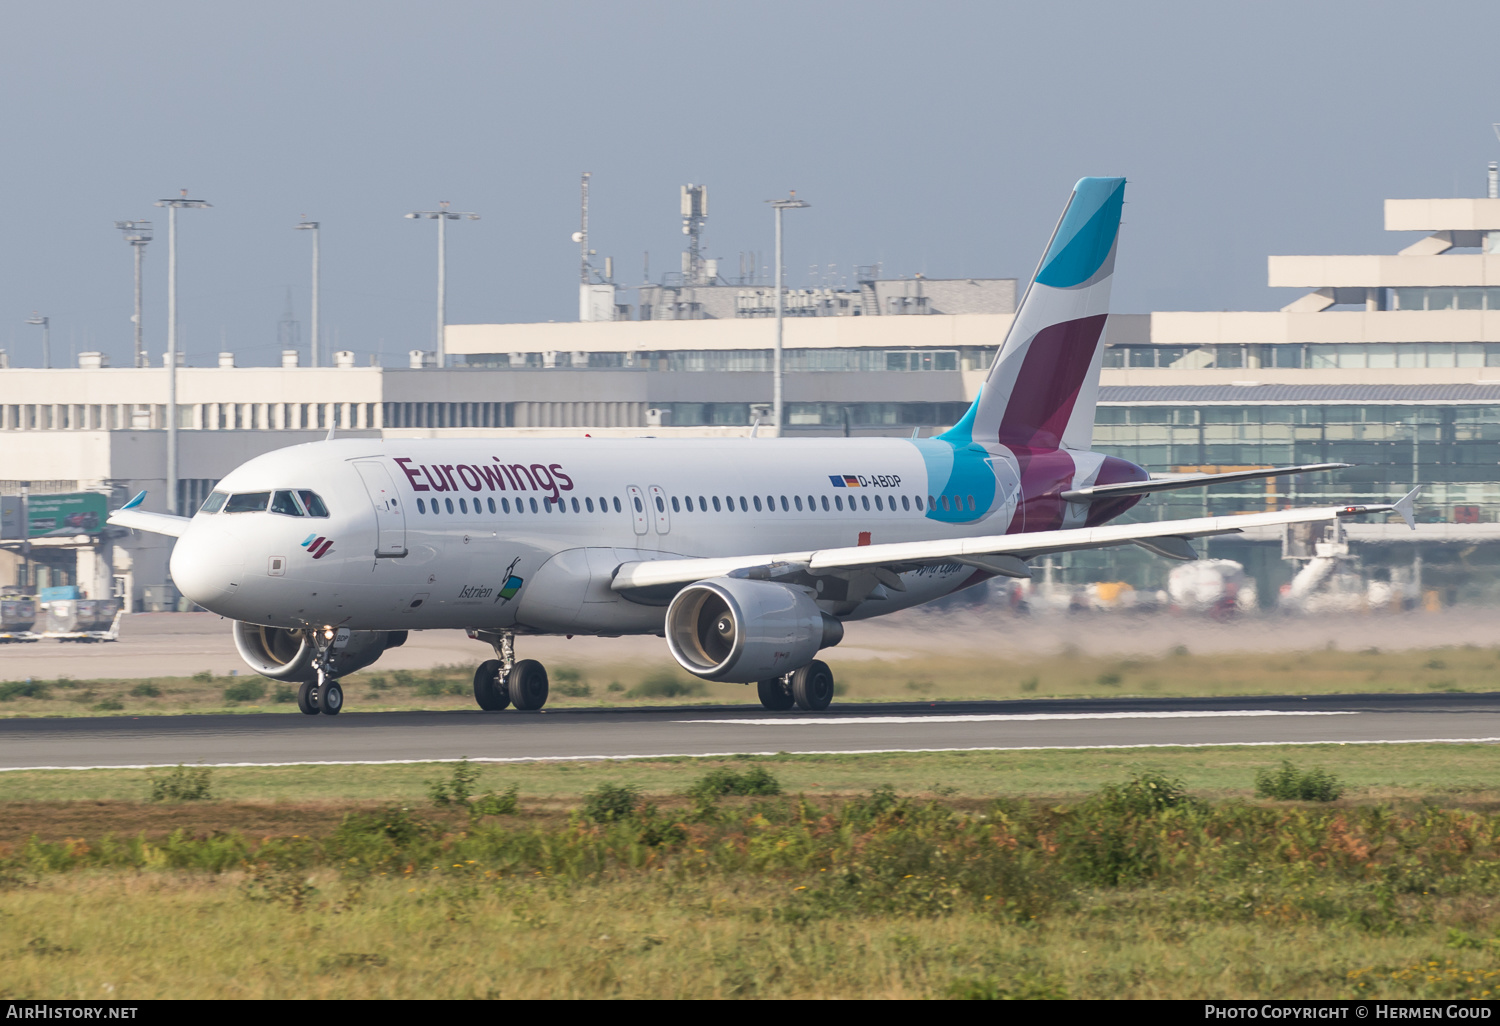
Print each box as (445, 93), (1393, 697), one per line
(107, 492), (192, 538)
(610, 489), (1419, 594)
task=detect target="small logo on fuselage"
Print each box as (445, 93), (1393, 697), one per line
(300, 533), (334, 559)
(494, 556), (524, 604)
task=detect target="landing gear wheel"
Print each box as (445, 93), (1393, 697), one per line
(297, 680), (320, 715)
(507, 659), (549, 711)
(473, 659), (510, 711)
(320, 680), (344, 716)
(757, 678), (795, 711)
(790, 660), (835, 711)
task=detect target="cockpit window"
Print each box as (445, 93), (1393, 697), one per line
(297, 490), (329, 517)
(270, 491), (304, 517)
(199, 491), (228, 514)
(223, 492), (272, 514)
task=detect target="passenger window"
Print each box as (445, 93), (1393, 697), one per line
(712, 496), (722, 512)
(968, 495), (976, 510)
(698, 495), (707, 510)
(753, 496), (762, 512)
(821, 496), (830, 511)
(224, 492), (271, 514)
(459, 498), (468, 513)
(902, 495), (910, 511)
(874, 495), (883, 511)
(653, 496), (663, 513)
(417, 498), (426, 514)
(767, 495), (775, 510)
(585, 497), (595, 513)
(794, 495), (803, 511)
(530, 498), (539, 513)
(929, 495), (937, 510)
(684, 496), (693, 512)
(834, 495), (844, 511)
(488, 498), (496, 513)
(671, 496), (680, 513)
(612, 496), (621, 513)
(442, 498), (452, 514)
(199, 491), (228, 514)
(297, 491), (329, 517)
(738, 496), (748, 512)
(571, 497), (580, 512)
(634, 496), (643, 513)
(725, 495), (734, 511)
(940, 496), (950, 511)
(862, 495), (871, 511)
(270, 491), (303, 516)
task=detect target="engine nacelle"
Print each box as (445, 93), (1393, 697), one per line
(232, 621), (408, 683)
(665, 578), (843, 684)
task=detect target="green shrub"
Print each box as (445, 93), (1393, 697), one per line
(223, 678), (267, 703)
(391, 670), (417, 688)
(627, 672), (704, 699)
(1019, 677), (1039, 692)
(192, 670), (213, 684)
(553, 667), (592, 698)
(1096, 671), (1122, 687)
(0, 680), (51, 701)
(148, 764), (214, 802)
(92, 699), (124, 711)
(606, 682), (624, 693)
(1255, 760), (1344, 802)
(688, 766), (782, 800)
(1090, 772), (1197, 816)
(272, 684), (296, 704)
(129, 682), (161, 698)
(427, 758), (519, 817)
(581, 783), (642, 823)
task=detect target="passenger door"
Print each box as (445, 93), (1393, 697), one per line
(353, 460), (408, 558)
(648, 484), (671, 535)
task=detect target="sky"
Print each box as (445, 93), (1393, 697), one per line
(2, 0), (1498, 368)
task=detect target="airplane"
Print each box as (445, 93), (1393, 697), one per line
(109, 177), (1418, 717)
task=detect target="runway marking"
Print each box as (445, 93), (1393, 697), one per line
(678, 710), (1360, 726)
(2, 736), (1497, 772)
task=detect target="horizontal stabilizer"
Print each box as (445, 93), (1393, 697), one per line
(1061, 463), (1351, 502)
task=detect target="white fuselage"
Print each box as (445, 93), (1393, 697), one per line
(169, 436), (1101, 635)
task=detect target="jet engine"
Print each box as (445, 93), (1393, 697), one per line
(232, 621), (407, 682)
(665, 578), (843, 684)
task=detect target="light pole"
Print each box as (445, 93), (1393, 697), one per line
(154, 190), (211, 516)
(294, 218), (320, 367)
(24, 314), (49, 369)
(769, 192), (810, 437)
(114, 221), (153, 367)
(405, 201), (479, 367)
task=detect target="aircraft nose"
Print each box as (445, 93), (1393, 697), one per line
(169, 525), (246, 610)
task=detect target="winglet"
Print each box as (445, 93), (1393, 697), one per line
(325, 423), (337, 442)
(1393, 486), (1420, 530)
(121, 490), (146, 510)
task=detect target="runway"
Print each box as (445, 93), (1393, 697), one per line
(2, 692), (1498, 770)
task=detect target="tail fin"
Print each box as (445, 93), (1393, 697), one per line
(965, 177), (1125, 452)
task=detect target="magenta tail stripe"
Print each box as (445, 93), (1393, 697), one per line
(996, 314), (1108, 448)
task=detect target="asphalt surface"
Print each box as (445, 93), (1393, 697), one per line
(2, 693), (1498, 770)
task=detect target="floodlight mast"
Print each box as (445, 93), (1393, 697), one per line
(769, 193), (810, 438)
(294, 219), (320, 367)
(153, 190), (211, 516)
(404, 201), (479, 367)
(24, 314), (49, 369)
(114, 221), (153, 367)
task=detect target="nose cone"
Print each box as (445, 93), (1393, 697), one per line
(169, 523), (246, 612)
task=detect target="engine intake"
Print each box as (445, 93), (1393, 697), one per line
(232, 621), (406, 683)
(665, 578), (843, 684)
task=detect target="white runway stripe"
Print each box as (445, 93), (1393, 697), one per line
(678, 710), (1361, 726)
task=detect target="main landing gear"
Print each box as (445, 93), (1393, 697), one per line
(471, 631), (550, 712)
(296, 626), (346, 717)
(756, 659), (835, 712)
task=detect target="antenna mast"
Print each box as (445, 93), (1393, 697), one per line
(579, 172), (591, 284)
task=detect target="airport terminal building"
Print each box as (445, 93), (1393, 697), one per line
(5, 177), (1500, 607)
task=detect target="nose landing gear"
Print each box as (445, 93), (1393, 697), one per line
(469, 630), (550, 712)
(296, 626), (347, 716)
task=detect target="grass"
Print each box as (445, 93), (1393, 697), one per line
(3, 743), (1500, 807)
(5, 749), (1500, 999)
(2, 644), (1499, 719)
